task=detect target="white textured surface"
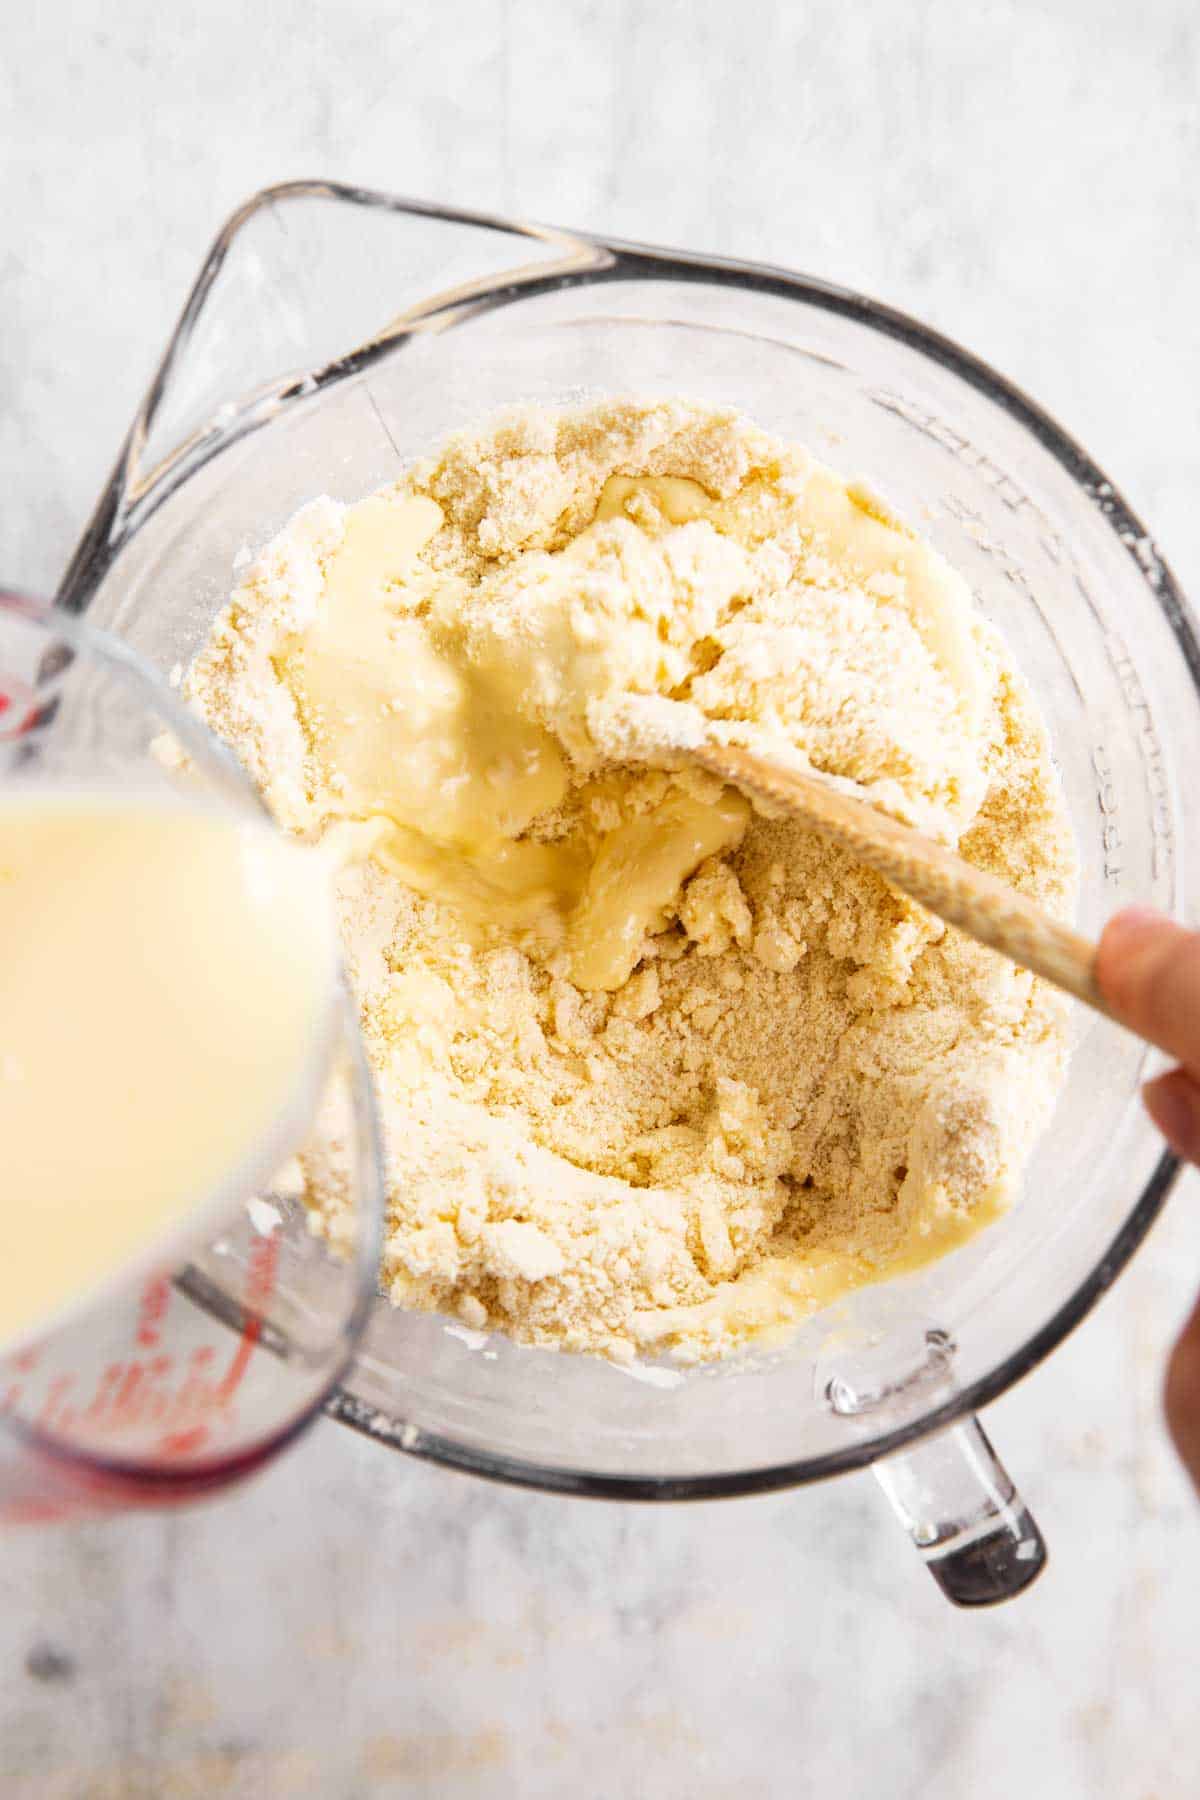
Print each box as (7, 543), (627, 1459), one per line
(3, 2), (1200, 1794)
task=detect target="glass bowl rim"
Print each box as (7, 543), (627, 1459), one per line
(53, 180), (1200, 1499)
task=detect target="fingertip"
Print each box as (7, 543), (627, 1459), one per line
(1096, 906), (1170, 1009)
(1097, 909), (1200, 1065)
(1143, 1068), (1200, 1162)
(1102, 905), (1168, 944)
(1165, 1297), (1200, 1496)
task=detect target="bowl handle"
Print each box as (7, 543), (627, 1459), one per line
(872, 1414), (1047, 1605)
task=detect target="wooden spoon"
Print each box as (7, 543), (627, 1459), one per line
(693, 743), (1109, 1019)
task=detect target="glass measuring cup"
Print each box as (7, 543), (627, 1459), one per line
(55, 185), (1200, 1600)
(0, 593), (385, 1520)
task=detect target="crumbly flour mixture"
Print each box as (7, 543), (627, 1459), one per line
(187, 399), (1076, 1362)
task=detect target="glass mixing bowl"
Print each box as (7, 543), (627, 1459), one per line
(55, 183), (1200, 1603)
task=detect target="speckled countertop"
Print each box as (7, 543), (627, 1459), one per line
(2, 3), (1200, 1794)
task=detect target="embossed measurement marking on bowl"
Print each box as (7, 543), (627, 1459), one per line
(0, 792), (339, 1352)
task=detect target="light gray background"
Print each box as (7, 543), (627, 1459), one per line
(2, 2), (1199, 1795)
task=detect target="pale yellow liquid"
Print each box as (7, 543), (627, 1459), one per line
(0, 792), (338, 1351)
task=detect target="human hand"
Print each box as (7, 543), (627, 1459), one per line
(1096, 907), (1200, 1492)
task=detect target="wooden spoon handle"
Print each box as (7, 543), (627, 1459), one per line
(696, 743), (1109, 1018)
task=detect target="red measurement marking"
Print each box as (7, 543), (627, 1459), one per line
(84, 1364), (125, 1419)
(135, 1277), (171, 1348)
(157, 1424), (212, 1458)
(216, 1232), (280, 1405)
(113, 1365), (145, 1414)
(4, 1232), (287, 1476)
(36, 1375), (75, 1431)
(0, 672), (36, 741)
